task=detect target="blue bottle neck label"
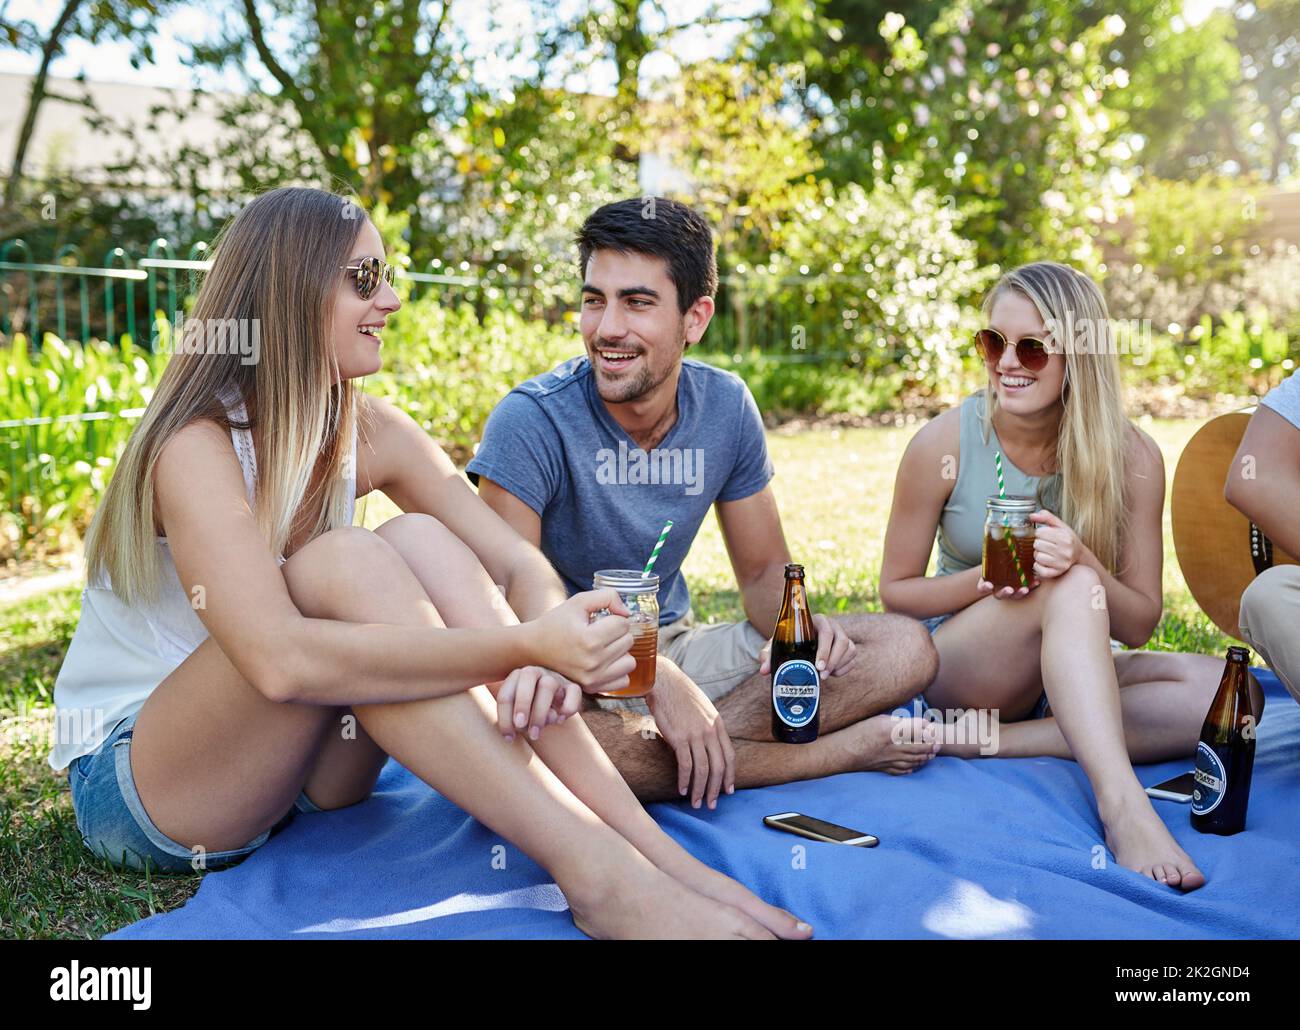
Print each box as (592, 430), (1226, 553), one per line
(773, 659), (819, 728)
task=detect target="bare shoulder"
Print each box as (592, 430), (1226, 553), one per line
(155, 417), (238, 475)
(355, 391), (455, 499)
(152, 417), (246, 532)
(902, 406), (962, 474)
(1125, 422), (1165, 480)
(912, 406), (961, 451)
(356, 391), (411, 440)
(1121, 422), (1166, 512)
(887, 405), (964, 513)
(357, 391), (426, 460)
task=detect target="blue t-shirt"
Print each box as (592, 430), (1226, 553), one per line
(466, 356), (774, 625)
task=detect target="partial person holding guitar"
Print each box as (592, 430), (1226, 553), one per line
(1224, 370), (1300, 704)
(881, 261), (1252, 892)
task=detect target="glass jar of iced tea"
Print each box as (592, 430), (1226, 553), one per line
(982, 496), (1039, 592)
(591, 570), (660, 697)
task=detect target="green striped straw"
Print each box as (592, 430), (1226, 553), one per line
(993, 452), (1030, 588)
(643, 520), (674, 576)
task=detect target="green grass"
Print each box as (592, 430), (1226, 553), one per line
(0, 418), (1232, 939)
(0, 587), (202, 938)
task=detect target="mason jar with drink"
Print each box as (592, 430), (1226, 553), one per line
(590, 569), (660, 697)
(982, 495), (1039, 592)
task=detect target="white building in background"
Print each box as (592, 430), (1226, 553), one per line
(0, 70), (306, 198)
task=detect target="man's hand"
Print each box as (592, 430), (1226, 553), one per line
(646, 662), (736, 811)
(758, 614), (857, 678)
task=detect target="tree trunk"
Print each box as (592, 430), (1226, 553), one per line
(4, 0), (86, 208)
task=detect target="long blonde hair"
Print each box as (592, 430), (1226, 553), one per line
(980, 261), (1132, 574)
(85, 187), (365, 604)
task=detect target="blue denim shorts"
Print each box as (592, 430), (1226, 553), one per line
(67, 710), (324, 874)
(908, 612), (1051, 722)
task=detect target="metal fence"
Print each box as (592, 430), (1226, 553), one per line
(0, 239), (574, 350)
(0, 237), (875, 360)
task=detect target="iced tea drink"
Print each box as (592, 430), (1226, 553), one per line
(591, 570), (660, 697)
(982, 496), (1039, 591)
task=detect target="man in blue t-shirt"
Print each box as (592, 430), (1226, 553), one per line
(1227, 369), (1300, 706)
(468, 197), (940, 808)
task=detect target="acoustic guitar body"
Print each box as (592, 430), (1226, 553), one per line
(1172, 409), (1299, 641)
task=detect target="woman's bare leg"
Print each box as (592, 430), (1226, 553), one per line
(130, 526), (772, 938)
(924, 565), (1206, 891)
(373, 513), (814, 939)
(962, 651), (1259, 763)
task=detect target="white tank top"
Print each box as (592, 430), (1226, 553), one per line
(47, 390), (357, 772)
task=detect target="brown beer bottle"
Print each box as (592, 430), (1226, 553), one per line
(770, 564), (820, 744)
(1191, 646), (1257, 836)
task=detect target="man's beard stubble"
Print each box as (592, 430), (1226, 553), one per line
(591, 332), (683, 405)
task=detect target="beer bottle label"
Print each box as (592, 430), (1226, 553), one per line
(1191, 740), (1227, 815)
(772, 659), (820, 728)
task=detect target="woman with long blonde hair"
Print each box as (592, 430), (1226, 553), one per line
(879, 261), (1261, 892)
(49, 186), (813, 940)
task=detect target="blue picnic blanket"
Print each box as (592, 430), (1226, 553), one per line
(108, 669), (1300, 939)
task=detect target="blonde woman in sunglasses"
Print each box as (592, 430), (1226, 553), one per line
(879, 261), (1261, 892)
(49, 187), (813, 940)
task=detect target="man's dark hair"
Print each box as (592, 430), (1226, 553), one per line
(575, 197), (718, 314)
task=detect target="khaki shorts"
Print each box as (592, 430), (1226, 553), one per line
(593, 608), (767, 716)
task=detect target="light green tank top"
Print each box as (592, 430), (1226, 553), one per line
(935, 394), (1064, 577)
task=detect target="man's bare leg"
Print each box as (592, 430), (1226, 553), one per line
(581, 612), (943, 803)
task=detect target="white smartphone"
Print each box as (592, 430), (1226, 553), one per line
(1145, 772), (1196, 803)
(763, 811), (879, 847)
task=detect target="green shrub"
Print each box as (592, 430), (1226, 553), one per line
(367, 298), (582, 465)
(1107, 176), (1262, 283)
(1130, 310), (1295, 396)
(1, 333), (161, 563)
(749, 158), (997, 390)
(0, 304), (580, 562)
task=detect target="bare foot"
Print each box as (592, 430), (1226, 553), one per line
(1098, 789), (1207, 892)
(824, 714), (940, 774)
(563, 859), (777, 939)
(653, 851), (814, 940)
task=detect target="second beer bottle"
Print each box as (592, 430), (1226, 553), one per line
(1191, 645), (1257, 836)
(770, 563), (820, 744)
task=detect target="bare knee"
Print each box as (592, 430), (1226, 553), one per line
(1239, 565), (1298, 637)
(373, 512), (495, 599)
(374, 511), (455, 550)
(1040, 563), (1104, 613)
(282, 526), (416, 616)
(1166, 650), (1260, 712)
(843, 613), (939, 699)
(884, 615), (939, 694)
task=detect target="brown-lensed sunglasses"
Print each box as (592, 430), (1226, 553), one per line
(341, 256), (396, 300)
(974, 327), (1052, 372)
